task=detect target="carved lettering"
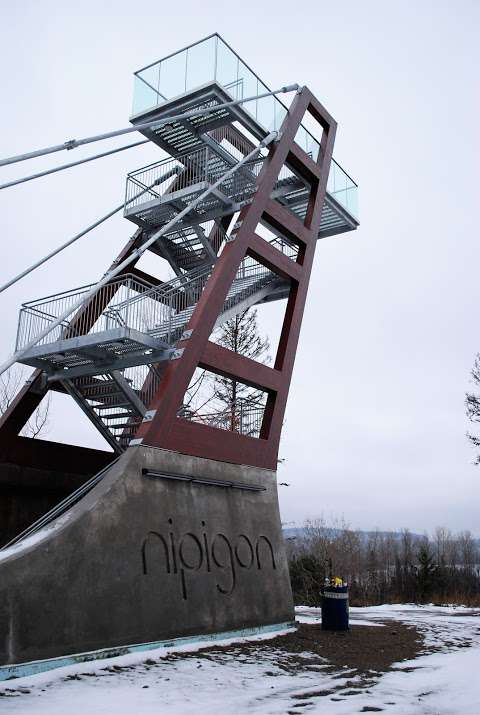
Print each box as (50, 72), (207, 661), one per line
(211, 533), (236, 596)
(141, 520), (277, 599)
(142, 531), (170, 575)
(256, 535), (276, 570)
(179, 533), (204, 600)
(235, 534), (254, 569)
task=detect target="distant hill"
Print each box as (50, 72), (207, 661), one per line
(283, 527), (480, 549)
(284, 526), (431, 542)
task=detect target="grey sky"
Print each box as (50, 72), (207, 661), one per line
(0, 0), (478, 535)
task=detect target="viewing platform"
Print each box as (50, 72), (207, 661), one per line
(124, 144), (355, 239)
(128, 34), (358, 238)
(15, 254), (286, 381)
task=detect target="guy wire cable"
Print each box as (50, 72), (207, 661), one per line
(0, 173), (164, 295)
(0, 85), (299, 168)
(0, 139), (149, 192)
(0, 131), (278, 379)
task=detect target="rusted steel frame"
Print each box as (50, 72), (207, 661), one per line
(287, 143), (321, 183)
(0, 372), (46, 439)
(129, 267), (164, 286)
(247, 234), (302, 282)
(208, 125), (256, 156)
(207, 217), (230, 256)
(262, 199), (311, 250)
(187, 89), (334, 466)
(136, 89), (317, 464)
(166, 416), (274, 469)
(265, 93), (337, 453)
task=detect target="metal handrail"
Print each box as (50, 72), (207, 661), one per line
(183, 399), (265, 437)
(20, 273), (153, 309)
(16, 274), (157, 351)
(125, 146), (267, 214)
(125, 145), (299, 218)
(16, 232), (297, 353)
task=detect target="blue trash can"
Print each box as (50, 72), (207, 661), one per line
(321, 585), (349, 630)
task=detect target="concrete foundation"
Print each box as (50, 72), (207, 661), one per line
(0, 437), (114, 547)
(0, 445), (293, 667)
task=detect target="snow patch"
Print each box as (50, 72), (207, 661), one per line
(1, 605), (479, 713)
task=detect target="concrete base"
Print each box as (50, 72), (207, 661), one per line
(0, 437), (114, 547)
(0, 446), (294, 666)
(0, 621), (294, 681)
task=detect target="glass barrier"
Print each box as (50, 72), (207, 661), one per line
(132, 34), (357, 220)
(327, 160), (358, 219)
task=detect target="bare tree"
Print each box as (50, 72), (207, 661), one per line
(289, 514), (480, 607)
(465, 354), (480, 463)
(434, 526), (452, 567)
(0, 366), (50, 438)
(458, 530), (476, 574)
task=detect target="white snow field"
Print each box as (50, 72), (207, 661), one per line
(1, 605), (479, 714)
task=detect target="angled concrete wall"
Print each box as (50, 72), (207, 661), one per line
(0, 437), (115, 547)
(0, 446), (293, 666)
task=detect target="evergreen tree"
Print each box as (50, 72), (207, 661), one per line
(416, 542), (438, 602)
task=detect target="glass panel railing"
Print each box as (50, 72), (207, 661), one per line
(132, 34), (357, 219)
(237, 65), (259, 109)
(132, 76), (159, 116)
(185, 35), (217, 93)
(160, 50), (187, 99)
(328, 160), (358, 218)
(215, 36), (239, 95)
(132, 35), (295, 133)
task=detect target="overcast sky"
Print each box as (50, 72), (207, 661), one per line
(0, 0), (478, 536)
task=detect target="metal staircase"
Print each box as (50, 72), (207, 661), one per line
(12, 137), (325, 452)
(125, 141), (354, 240)
(15, 249), (288, 450)
(61, 372), (150, 452)
(11, 36), (359, 452)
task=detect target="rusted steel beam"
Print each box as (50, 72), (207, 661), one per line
(287, 143), (322, 183)
(200, 341), (281, 393)
(62, 229), (145, 340)
(247, 234), (302, 282)
(262, 199), (311, 248)
(0, 371), (46, 439)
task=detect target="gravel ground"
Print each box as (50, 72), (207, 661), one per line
(1, 605), (479, 714)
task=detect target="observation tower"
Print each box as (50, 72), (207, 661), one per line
(0, 35), (358, 676)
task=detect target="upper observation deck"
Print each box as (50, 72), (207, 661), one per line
(129, 34), (358, 235)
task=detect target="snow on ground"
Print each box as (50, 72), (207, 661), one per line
(1, 605), (479, 714)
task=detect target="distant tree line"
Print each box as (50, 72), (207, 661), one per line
(286, 517), (480, 607)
